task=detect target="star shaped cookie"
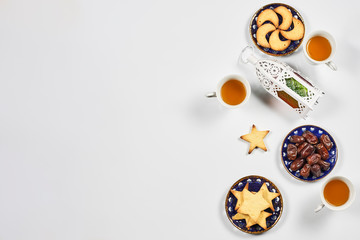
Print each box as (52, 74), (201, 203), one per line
(258, 183), (280, 211)
(230, 183), (249, 211)
(238, 188), (271, 222)
(229, 181), (277, 230)
(240, 125), (269, 154)
(232, 212), (257, 229)
(255, 211), (272, 229)
(230, 189), (243, 211)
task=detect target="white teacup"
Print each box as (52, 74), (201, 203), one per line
(314, 176), (356, 212)
(303, 30), (337, 71)
(206, 74), (251, 109)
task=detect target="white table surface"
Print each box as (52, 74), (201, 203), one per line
(0, 0), (359, 239)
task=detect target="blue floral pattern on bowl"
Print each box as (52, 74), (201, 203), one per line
(281, 125), (338, 182)
(225, 175), (283, 234)
(249, 3), (305, 56)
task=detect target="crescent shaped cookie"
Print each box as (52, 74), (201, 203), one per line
(280, 17), (305, 40)
(274, 6), (292, 30)
(256, 9), (279, 28)
(269, 29), (291, 51)
(256, 23), (276, 48)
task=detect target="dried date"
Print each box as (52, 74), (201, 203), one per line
(310, 164), (321, 177)
(300, 144), (315, 159)
(316, 143), (329, 160)
(287, 144), (297, 160)
(289, 135), (305, 144)
(300, 164), (311, 178)
(306, 153), (321, 165)
(318, 160), (330, 171)
(285, 128), (334, 178)
(290, 158), (305, 171)
(302, 131), (319, 145)
(320, 134), (333, 151)
(297, 142), (309, 153)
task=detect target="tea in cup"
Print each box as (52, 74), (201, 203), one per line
(206, 75), (251, 108)
(303, 31), (337, 71)
(314, 176), (356, 212)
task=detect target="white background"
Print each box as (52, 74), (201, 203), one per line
(0, 0), (359, 239)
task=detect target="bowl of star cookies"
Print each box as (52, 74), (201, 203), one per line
(225, 175), (283, 234)
(250, 3), (305, 56)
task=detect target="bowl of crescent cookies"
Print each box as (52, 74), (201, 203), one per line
(250, 3), (305, 56)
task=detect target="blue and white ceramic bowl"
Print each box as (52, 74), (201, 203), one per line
(225, 175), (283, 234)
(249, 3), (305, 56)
(281, 125), (338, 182)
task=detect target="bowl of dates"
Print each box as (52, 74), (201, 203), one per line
(281, 125), (337, 182)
